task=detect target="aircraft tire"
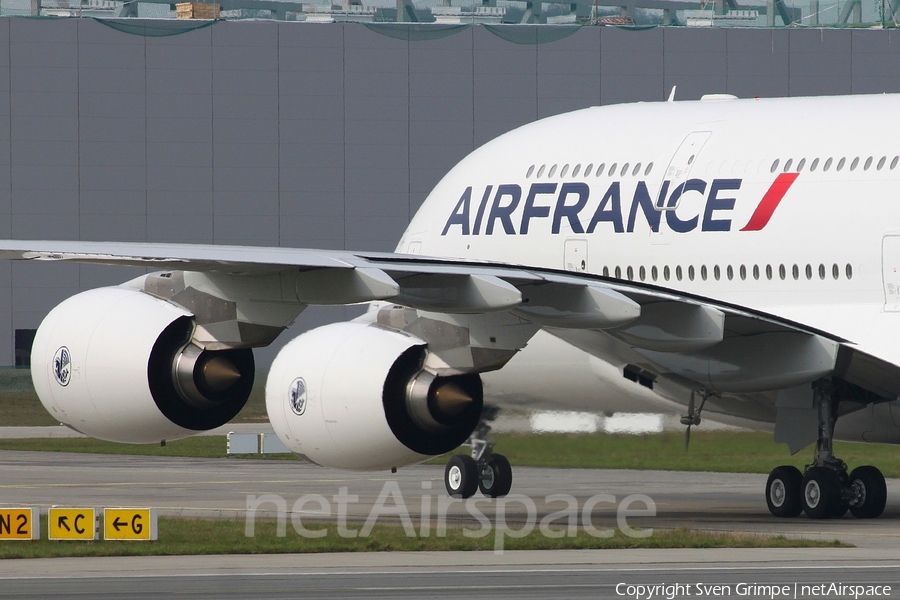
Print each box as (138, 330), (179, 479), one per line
(765, 465), (803, 518)
(478, 454), (512, 498)
(802, 467), (842, 519)
(445, 454), (479, 498)
(848, 466), (887, 519)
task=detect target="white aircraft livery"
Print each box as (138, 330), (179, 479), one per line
(3, 92), (900, 521)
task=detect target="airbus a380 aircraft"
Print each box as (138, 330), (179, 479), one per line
(4, 93), (900, 522)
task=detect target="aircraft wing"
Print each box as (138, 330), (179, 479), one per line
(1, 239), (896, 405)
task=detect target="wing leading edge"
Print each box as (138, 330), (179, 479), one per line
(0, 239), (894, 404)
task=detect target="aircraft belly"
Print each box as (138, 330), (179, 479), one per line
(482, 329), (782, 429)
(833, 400), (900, 444)
(480, 330), (677, 414)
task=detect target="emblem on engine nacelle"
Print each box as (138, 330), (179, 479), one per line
(288, 377), (307, 416)
(53, 346), (71, 387)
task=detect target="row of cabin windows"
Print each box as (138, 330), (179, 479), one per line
(526, 162), (654, 180)
(771, 155), (900, 173)
(602, 263), (854, 283)
(524, 155), (900, 180)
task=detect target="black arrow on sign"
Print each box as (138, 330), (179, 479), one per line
(57, 516), (71, 532)
(112, 517), (127, 532)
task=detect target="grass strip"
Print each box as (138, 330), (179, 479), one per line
(2, 431), (899, 478)
(0, 377), (269, 427)
(440, 431), (900, 478)
(0, 518), (846, 559)
(0, 436), (295, 459)
(0, 391), (59, 427)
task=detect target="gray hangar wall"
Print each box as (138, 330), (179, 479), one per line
(1, 18), (900, 367)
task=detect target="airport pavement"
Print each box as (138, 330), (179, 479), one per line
(1, 549), (899, 598)
(2, 449), (900, 597)
(1, 450), (899, 549)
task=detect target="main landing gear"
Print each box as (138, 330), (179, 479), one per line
(443, 406), (513, 499)
(766, 380), (887, 520)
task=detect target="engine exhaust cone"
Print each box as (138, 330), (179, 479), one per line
(201, 356), (242, 393)
(431, 381), (473, 418)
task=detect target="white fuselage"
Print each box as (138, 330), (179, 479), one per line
(393, 94), (900, 439)
(401, 94), (900, 367)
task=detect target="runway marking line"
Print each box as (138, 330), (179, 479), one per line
(0, 479), (350, 489)
(1, 563), (899, 581)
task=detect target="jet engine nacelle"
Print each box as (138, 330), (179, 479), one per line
(31, 287), (254, 443)
(267, 322), (483, 471)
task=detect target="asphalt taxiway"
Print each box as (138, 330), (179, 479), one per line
(2, 450), (900, 598)
(1, 549), (900, 598)
(1, 450), (899, 548)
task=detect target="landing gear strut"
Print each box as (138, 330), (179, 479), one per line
(443, 406), (512, 499)
(766, 380), (887, 519)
